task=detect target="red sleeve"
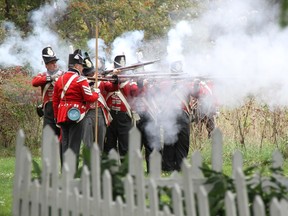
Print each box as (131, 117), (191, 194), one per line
(79, 80), (99, 103)
(103, 81), (119, 92)
(130, 81), (139, 97)
(32, 73), (48, 87)
(98, 81), (104, 92)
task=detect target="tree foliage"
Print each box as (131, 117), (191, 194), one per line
(0, 0), (197, 48)
(0, 0), (45, 33)
(280, 0), (288, 27)
(55, 0), (196, 46)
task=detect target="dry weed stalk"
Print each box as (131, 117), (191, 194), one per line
(216, 98), (288, 149)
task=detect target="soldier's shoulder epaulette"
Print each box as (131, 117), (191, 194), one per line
(77, 76), (88, 83)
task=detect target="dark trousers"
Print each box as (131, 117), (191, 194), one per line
(191, 99), (216, 138)
(82, 108), (107, 151)
(43, 101), (60, 137)
(104, 110), (132, 157)
(162, 111), (190, 171)
(137, 113), (161, 173)
(43, 101), (62, 165)
(60, 120), (83, 169)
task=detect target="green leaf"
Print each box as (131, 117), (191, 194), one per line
(31, 159), (41, 181)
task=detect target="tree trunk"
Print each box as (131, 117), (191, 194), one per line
(4, 0), (10, 19)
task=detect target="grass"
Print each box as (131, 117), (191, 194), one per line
(0, 155), (41, 216)
(0, 157), (15, 216)
(199, 138), (288, 176)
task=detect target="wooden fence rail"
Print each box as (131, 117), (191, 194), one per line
(12, 126), (288, 216)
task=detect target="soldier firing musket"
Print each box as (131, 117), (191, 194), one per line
(103, 54), (142, 160)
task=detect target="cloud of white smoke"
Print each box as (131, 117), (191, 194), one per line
(132, 0), (288, 148)
(0, 1), (70, 73)
(165, 0), (288, 109)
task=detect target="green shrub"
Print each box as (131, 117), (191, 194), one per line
(0, 67), (42, 154)
(201, 162), (288, 216)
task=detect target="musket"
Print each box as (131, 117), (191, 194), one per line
(89, 72), (191, 79)
(115, 72), (189, 77)
(88, 77), (126, 82)
(87, 73), (185, 81)
(89, 77), (117, 81)
(102, 59), (160, 76)
(88, 74), (212, 82)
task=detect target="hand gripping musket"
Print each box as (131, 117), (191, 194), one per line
(102, 59), (160, 76)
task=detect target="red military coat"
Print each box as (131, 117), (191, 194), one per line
(86, 80), (113, 126)
(32, 70), (64, 106)
(105, 80), (138, 114)
(52, 70), (99, 123)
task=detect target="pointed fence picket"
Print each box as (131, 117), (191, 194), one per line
(12, 126), (288, 216)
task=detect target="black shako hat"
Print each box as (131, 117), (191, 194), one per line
(114, 55), (126, 68)
(82, 52), (95, 76)
(68, 49), (84, 67)
(42, 46), (59, 64)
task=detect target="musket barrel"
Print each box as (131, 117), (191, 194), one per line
(102, 59), (160, 75)
(88, 77), (116, 81)
(87, 75), (211, 82)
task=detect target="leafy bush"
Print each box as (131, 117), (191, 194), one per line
(0, 67), (42, 154)
(201, 162), (288, 216)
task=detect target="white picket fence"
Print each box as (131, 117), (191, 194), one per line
(12, 126), (288, 216)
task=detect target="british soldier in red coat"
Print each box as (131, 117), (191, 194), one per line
(52, 49), (99, 168)
(103, 55), (139, 158)
(32, 46), (64, 138)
